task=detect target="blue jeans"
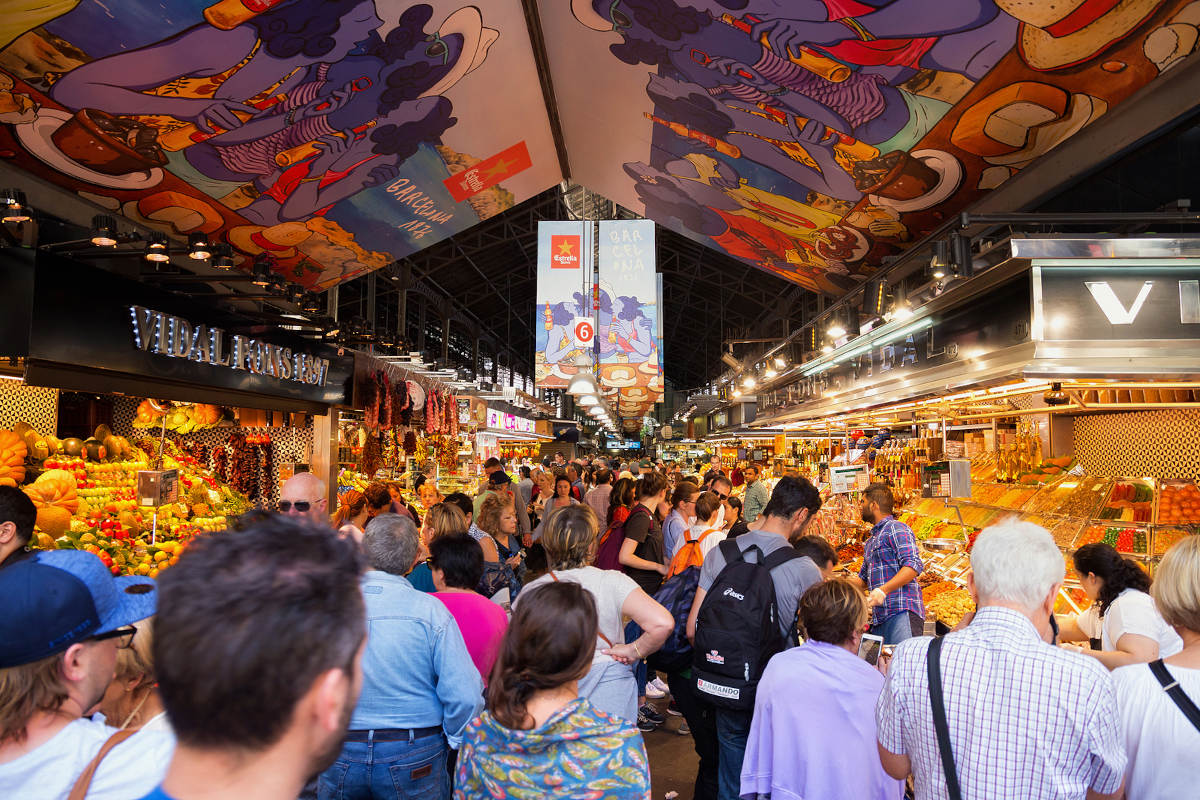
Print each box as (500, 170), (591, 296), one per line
(318, 732), (449, 800)
(871, 610), (923, 645)
(714, 708), (753, 800)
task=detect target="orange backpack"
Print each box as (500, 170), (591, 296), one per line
(665, 526), (722, 579)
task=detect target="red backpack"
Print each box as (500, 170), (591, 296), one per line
(594, 505), (646, 571)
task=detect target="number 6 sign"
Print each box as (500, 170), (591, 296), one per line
(573, 317), (594, 347)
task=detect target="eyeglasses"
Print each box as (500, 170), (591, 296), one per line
(91, 626), (136, 649)
(714, 491), (730, 500)
(278, 500), (313, 512)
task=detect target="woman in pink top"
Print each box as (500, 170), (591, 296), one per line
(431, 532), (509, 684)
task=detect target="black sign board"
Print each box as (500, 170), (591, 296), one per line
(0, 249), (350, 411)
(1034, 262), (1200, 341)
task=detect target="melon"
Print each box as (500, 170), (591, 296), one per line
(35, 506), (72, 537)
(83, 438), (107, 461)
(93, 424), (113, 442)
(62, 438), (84, 457)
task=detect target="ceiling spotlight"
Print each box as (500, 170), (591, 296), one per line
(286, 283), (305, 304)
(267, 274), (287, 295)
(1, 189), (30, 223)
(773, 356), (787, 370)
(1043, 381), (1070, 406)
(144, 232), (170, 262)
(211, 243), (234, 270)
(187, 232), (211, 260)
(324, 320), (342, 338)
(742, 376), (756, 388)
(300, 291), (322, 314)
(89, 214), (118, 246)
(821, 343), (833, 354)
(250, 255), (273, 287)
(764, 368), (777, 378)
(890, 282), (913, 321)
(733, 389), (743, 398)
(827, 314), (847, 339)
(929, 240), (949, 280)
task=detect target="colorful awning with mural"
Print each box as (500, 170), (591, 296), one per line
(0, 0), (1196, 296)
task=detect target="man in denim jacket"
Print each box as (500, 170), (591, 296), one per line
(319, 514), (483, 800)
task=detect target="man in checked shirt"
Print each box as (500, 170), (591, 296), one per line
(875, 519), (1125, 800)
(852, 483), (926, 644)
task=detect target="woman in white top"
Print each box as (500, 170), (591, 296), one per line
(519, 503), (672, 723)
(1112, 535), (1200, 799)
(1058, 542), (1183, 669)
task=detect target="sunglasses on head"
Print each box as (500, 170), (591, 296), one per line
(278, 500), (313, 512)
(91, 626), (136, 649)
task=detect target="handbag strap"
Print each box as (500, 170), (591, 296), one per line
(68, 729), (137, 800)
(1149, 659), (1200, 733)
(549, 571), (614, 648)
(926, 636), (964, 800)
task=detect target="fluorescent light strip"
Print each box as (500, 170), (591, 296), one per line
(803, 318), (933, 376)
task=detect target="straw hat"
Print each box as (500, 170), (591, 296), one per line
(997, 0), (1168, 70)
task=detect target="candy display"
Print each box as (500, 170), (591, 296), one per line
(1157, 482), (1200, 525)
(1097, 480), (1154, 522)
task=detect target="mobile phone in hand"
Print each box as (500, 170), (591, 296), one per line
(858, 633), (884, 665)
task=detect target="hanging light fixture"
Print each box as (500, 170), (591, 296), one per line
(286, 283), (306, 304)
(144, 232), (170, 262)
(187, 232), (211, 261)
(211, 243), (234, 270)
(90, 214), (118, 246)
(250, 255), (273, 286)
(1, 189), (30, 223)
(578, 394), (599, 407)
(566, 372), (599, 396)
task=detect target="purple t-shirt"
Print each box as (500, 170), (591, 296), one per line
(434, 591), (509, 685)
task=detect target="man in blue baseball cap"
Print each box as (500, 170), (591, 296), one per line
(0, 549), (172, 797)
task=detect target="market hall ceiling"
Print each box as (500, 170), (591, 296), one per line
(1, 0), (1199, 297)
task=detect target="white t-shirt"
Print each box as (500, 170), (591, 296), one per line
(521, 566), (639, 664)
(0, 716), (174, 799)
(1114, 660), (1200, 799)
(1076, 588), (1184, 657)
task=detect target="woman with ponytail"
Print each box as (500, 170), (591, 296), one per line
(1058, 542), (1183, 669)
(331, 489), (368, 544)
(454, 580), (651, 800)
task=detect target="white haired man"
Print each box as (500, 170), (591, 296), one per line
(875, 520), (1126, 800)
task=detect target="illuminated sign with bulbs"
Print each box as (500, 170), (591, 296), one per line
(129, 305), (329, 387)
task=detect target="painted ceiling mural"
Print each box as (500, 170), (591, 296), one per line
(0, 0), (562, 288)
(539, 0), (1200, 296)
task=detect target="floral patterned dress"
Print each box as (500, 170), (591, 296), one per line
(454, 697), (650, 800)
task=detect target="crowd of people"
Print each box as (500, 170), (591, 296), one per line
(0, 452), (1197, 800)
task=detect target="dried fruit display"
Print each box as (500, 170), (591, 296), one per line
(927, 589), (975, 628)
(1154, 527), (1194, 557)
(1027, 477), (1110, 518)
(1097, 480), (1153, 522)
(1158, 482), (1200, 525)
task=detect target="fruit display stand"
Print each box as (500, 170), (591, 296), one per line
(8, 420), (251, 577)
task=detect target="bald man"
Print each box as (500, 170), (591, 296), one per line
(278, 472), (329, 525)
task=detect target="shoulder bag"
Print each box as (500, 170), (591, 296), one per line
(1148, 658), (1200, 733)
(926, 636), (963, 800)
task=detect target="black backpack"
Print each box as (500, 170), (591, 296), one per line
(692, 539), (800, 711)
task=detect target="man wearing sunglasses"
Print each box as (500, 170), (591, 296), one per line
(279, 472), (330, 524)
(0, 549), (171, 798)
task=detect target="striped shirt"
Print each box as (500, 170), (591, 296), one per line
(876, 607), (1126, 800)
(859, 515), (925, 625)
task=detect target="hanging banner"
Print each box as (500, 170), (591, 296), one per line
(535, 220), (589, 389)
(597, 220), (660, 413)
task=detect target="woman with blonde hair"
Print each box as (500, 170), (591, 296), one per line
(1114, 535), (1200, 798)
(408, 503), (470, 593)
(474, 494), (523, 600)
(97, 618), (169, 733)
(519, 504), (672, 723)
